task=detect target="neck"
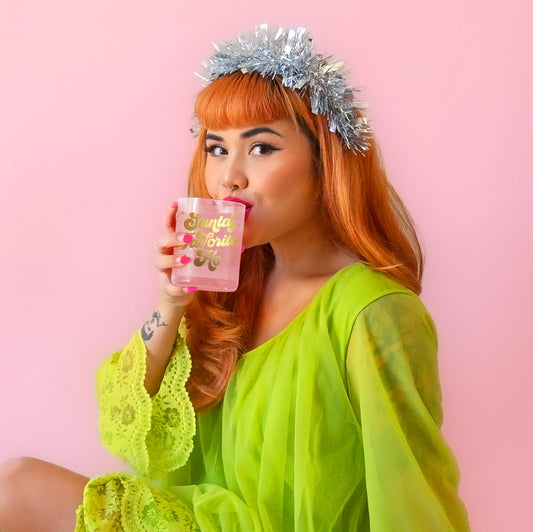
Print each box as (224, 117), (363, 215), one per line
(268, 218), (356, 281)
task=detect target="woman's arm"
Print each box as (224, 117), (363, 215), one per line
(96, 328), (196, 479)
(141, 299), (186, 396)
(143, 203), (196, 395)
(346, 292), (470, 531)
(94, 205), (197, 476)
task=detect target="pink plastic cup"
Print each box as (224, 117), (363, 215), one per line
(171, 197), (245, 292)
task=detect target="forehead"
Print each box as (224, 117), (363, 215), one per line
(205, 119), (298, 138)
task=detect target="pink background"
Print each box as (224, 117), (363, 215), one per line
(1, 1), (531, 530)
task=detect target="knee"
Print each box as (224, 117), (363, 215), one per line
(0, 457), (87, 531)
(0, 456), (38, 484)
(0, 457), (39, 514)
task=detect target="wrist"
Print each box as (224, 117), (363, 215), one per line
(158, 292), (193, 313)
(154, 297), (187, 322)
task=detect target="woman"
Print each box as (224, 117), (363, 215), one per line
(0, 25), (470, 531)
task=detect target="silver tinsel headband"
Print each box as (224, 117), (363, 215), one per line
(197, 24), (371, 152)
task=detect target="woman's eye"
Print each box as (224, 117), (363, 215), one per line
(250, 143), (279, 155)
(204, 145), (227, 157)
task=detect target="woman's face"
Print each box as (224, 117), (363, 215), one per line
(203, 118), (319, 249)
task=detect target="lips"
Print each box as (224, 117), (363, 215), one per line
(223, 197), (253, 220)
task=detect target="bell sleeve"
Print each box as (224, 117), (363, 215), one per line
(77, 328), (258, 531)
(346, 292), (470, 531)
(95, 326), (196, 479)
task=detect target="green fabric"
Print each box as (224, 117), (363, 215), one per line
(75, 263), (470, 531)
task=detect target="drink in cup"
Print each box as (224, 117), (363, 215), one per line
(171, 197), (245, 292)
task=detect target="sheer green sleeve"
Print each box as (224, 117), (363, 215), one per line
(79, 327), (258, 531)
(80, 328), (258, 531)
(96, 327), (196, 479)
(346, 293), (470, 531)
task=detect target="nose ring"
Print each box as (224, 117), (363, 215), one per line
(224, 184), (239, 192)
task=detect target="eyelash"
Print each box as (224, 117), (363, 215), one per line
(204, 145), (226, 156)
(204, 143), (280, 156)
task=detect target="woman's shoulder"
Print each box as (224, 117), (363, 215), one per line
(325, 262), (414, 307)
(317, 263), (429, 337)
(303, 264), (434, 373)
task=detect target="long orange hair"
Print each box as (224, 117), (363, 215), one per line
(184, 72), (423, 410)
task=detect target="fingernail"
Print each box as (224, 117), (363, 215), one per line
(182, 234), (193, 243)
(177, 256), (190, 264)
(241, 245), (245, 254)
(170, 201), (178, 208)
(186, 286), (197, 293)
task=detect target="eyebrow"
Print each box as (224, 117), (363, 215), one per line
(205, 126), (283, 142)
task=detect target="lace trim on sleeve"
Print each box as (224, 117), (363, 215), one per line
(75, 472), (200, 531)
(97, 326), (196, 478)
(147, 326), (196, 477)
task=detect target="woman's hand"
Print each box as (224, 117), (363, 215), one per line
(154, 203), (196, 308)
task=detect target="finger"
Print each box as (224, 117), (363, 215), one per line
(157, 266), (197, 297)
(155, 253), (191, 271)
(160, 281), (197, 300)
(154, 236), (174, 254)
(181, 286), (198, 293)
(165, 201), (179, 231)
(155, 232), (192, 253)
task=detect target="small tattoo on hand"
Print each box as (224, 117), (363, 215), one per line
(141, 311), (167, 341)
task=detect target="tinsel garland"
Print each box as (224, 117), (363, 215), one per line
(198, 24), (371, 152)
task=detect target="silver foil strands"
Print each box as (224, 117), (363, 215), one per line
(198, 24), (371, 152)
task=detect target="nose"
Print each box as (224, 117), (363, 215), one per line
(221, 155), (248, 192)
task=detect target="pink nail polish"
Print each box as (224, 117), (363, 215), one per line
(241, 245), (245, 254)
(179, 256), (191, 264)
(186, 286), (197, 293)
(183, 234), (193, 243)
(170, 201), (178, 208)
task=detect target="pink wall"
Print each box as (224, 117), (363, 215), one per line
(1, 1), (531, 530)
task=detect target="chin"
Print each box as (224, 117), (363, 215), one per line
(242, 232), (265, 251)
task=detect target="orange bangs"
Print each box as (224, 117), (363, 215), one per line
(194, 71), (316, 134)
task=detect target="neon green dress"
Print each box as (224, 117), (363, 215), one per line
(75, 263), (470, 531)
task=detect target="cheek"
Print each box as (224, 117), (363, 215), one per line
(204, 167), (217, 196)
(205, 182), (216, 197)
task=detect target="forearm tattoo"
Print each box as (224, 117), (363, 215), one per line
(141, 311), (167, 341)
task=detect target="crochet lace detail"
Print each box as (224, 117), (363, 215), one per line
(75, 473), (200, 531)
(97, 326), (196, 478)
